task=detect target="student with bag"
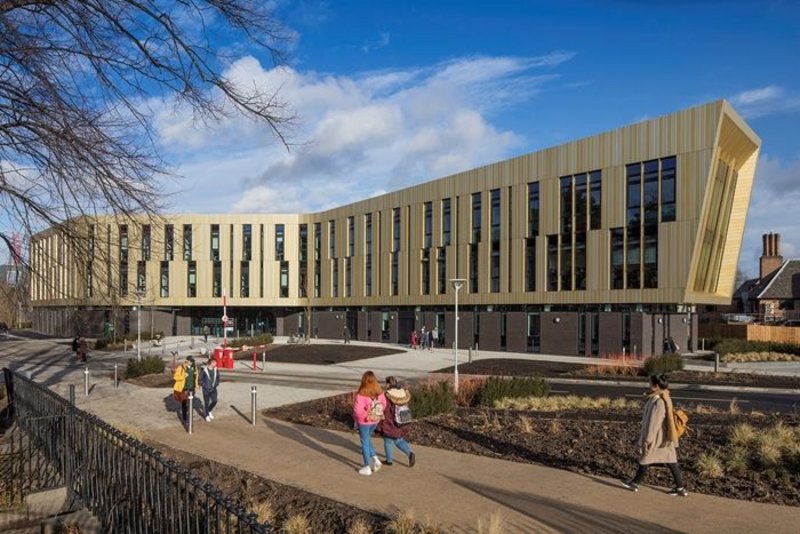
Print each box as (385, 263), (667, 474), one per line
(173, 356), (198, 424)
(352, 370), (386, 476)
(621, 374), (688, 496)
(199, 358), (220, 422)
(377, 376), (416, 467)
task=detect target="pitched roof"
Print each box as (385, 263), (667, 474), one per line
(757, 260), (800, 300)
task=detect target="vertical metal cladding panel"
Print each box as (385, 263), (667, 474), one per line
(357, 311), (368, 342)
(452, 310), (474, 351)
(668, 314), (690, 355)
(478, 312), (501, 351)
(599, 312), (623, 356)
(389, 314), (399, 344)
(631, 312), (645, 358)
(370, 312), (383, 343)
(642, 314), (655, 358)
(506, 312), (527, 353)
(541, 312), (578, 356)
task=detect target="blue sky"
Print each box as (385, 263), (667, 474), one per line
(145, 1), (800, 277)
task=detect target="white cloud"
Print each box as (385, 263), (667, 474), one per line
(154, 52), (573, 215)
(729, 85), (800, 118)
(362, 32), (390, 53)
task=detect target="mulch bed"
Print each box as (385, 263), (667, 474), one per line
(437, 359), (800, 389)
(265, 394), (800, 506)
(153, 443), (389, 533)
(232, 343), (403, 365)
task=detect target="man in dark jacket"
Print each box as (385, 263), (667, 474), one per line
(199, 358), (220, 422)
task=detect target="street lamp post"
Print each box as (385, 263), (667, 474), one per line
(449, 278), (465, 394)
(135, 289), (144, 362)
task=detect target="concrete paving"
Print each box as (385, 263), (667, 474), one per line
(4, 335), (800, 532)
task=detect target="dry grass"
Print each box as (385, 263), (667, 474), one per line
(386, 510), (417, 534)
(282, 514), (312, 534)
(696, 452), (725, 478)
(456, 378), (488, 407)
(248, 499), (276, 525)
(726, 445), (750, 476)
(477, 510), (505, 534)
(694, 404), (720, 415)
(729, 423), (757, 447)
(114, 424), (146, 442)
(757, 440), (782, 467)
(347, 517), (374, 534)
(584, 353), (641, 377)
(515, 414), (534, 434)
(548, 420), (563, 434)
(728, 398), (741, 415)
(496, 395), (639, 412)
(722, 352), (800, 363)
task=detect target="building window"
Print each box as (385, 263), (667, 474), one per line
(243, 224), (252, 261)
(469, 243), (479, 293)
(575, 174), (587, 233)
(259, 224), (264, 298)
(141, 225), (151, 261)
(560, 176), (573, 235)
(575, 232), (586, 290)
(421, 248), (431, 295)
(210, 224), (220, 261)
(345, 257), (352, 297)
(442, 198), (451, 246)
(490, 189), (500, 293)
(393, 207), (401, 252)
(183, 224), (192, 261)
(331, 259), (338, 297)
(423, 202), (432, 249)
(314, 222), (321, 298)
(137, 261), (146, 292)
(471, 192), (481, 243)
(611, 227), (624, 289)
(275, 224), (284, 261)
(299, 224), (308, 298)
(241, 261), (250, 298)
(160, 261), (169, 297)
(528, 182), (540, 237)
(391, 252), (399, 296)
(88, 224), (95, 261)
(280, 261), (289, 298)
(437, 247), (446, 294)
(525, 237), (536, 291)
(119, 224), (128, 263)
(547, 235), (558, 291)
(164, 224), (174, 261)
(590, 171), (602, 230)
(365, 214), (372, 297)
(212, 261), (221, 297)
(328, 220), (336, 258)
(661, 156), (676, 222)
(119, 261), (128, 296)
(187, 261), (196, 297)
(348, 216), (355, 257)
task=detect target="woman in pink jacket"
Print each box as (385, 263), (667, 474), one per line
(353, 371), (387, 476)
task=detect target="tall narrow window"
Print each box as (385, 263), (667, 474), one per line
(164, 224), (174, 261)
(331, 259), (338, 297)
(210, 224), (220, 261)
(274, 224), (284, 261)
(348, 216), (355, 257)
(182, 224), (192, 260)
(442, 198), (451, 246)
(141, 225), (151, 261)
(391, 252), (398, 296)
(525, 237), (536, 292)
(345, 257), (352, 297)
(240, 261), (250, 297)
(589, 171), (602, 230)
(280, 261), (289, 298)
(469, 244), (479, 293)
(137, 261), (146, 292)
(527, 182), (540, 292)
(365, 214), (372, 297)
(421, 249), (430, 295)
(314, 223), (321, 298)
(574, 175), (587, 233)
(119, 225), (128, 263)
(299, 224), (308, 298)
(661, 156), (676, 222)
(611, 228), (625, 289)
(424, 202), (432, 249)
(187, 261), (196, 297)
(471, 192), (481, 243)
(490, 189), (501, 293)
(560, 176), (573, 235)
(626, 163), (642, 289)
(547, 235), (558, 291)
(392, 208), (401, 252)
(437, 247), (446, 294)
(160, 261), (169, 297)
(243, 224), (252, 261)
(329, 220), (336, 258)
(575, 232), (586, 290)
(259, 224), (264, 298)
(212, 261), (221, 297)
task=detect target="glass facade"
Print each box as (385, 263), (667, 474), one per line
(164, 224), (174, 261)
(182, 224), (192, 261)
(490, 189), (501, 293)
(160, 261), (169, 297)
(141, 225), (151, 261)
(243, 224), (252, 261)
(275, 224), (284, 261)
(365, 214), (372, 297)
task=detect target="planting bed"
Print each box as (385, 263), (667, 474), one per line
(231, 343), (403, 364)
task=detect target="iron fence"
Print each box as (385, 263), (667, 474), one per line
(2, 368), (269, 533)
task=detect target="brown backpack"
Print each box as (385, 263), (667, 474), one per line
(673, 409), (689, 438)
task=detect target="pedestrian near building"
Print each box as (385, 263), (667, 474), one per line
(431, 327), (439, 350)
(343, 325), (351, 344)
(199, 358), (220, 422)
(621, 374), (688, 496)
(378, 376), (416, 467)
(71, 334), (80, 355)
(410, 329), (418, 350)
(77, 336), (88, 362)
(203, 324), (210, 343)
(352, 371), (387, 476)
(173, 356), (199, 424)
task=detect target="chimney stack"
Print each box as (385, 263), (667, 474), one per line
(759, 232), (783, 280)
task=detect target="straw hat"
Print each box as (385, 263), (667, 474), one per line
(385, 387), (411, 405)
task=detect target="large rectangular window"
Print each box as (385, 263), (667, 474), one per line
(442, 198), (451, 246)
(164, 224), (174, 261)
(210, 224), (220, 261)
(141, 225), (151, 261)
(159, 261), (169, 297)
(240, 261), (250, 297)
(183, 224), (192, 261)
(275, 224), (284, 261)
(471, 192), (481, 243)
(187, 261), (196, 297)
(243, 224), (252, 261)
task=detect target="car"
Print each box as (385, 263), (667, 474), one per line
(0, 322), (8, 339)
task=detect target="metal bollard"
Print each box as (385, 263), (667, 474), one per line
(114, 363), (119, 389)
(83, 366), (89, 396)
(475, 343), (479, 359)
(262, 351), (266, 372)
(251, 386), (257, 426)
(69, 384), (75, 405)
(124, 339), (127, 352)
(714, 352), (719, 373)
(468, 347), (473, 364)
(188, 392), (194, 435)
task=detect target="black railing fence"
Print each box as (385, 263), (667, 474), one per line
(2, 368), (269, 533)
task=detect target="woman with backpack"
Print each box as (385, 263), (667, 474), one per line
(621, 374), (688, 496)
(377, 376), (416, 467)
(352, 370), (387, 476)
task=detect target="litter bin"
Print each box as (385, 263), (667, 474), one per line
(213, 346), (225, 367)
(223, 347), (236, 369)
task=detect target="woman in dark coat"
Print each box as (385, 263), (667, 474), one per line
(377, 376), (415, 467)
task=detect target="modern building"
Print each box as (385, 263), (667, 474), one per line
(30, 100), (760, 357)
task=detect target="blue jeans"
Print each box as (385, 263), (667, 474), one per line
(383, 437), (412, 463)
(358, 423), (378, 467)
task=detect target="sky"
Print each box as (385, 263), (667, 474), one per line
(116, 1), (800, 278)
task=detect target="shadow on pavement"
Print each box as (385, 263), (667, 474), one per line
(446, 476), (684, 534)
(263, 418), (358, 470)
(229, 405), (251, 424)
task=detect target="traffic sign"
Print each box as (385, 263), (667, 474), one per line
(222, 314), (229, 323)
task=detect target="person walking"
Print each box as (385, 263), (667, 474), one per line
(173, 356), (198, 424)
(203, 324), (210, 343)
(77, 336), (88, 362)
(199, 358), (220, 422)
(343, 325), (351, 344)
(431, 327), (439, 350)
(378, 376), (416, 467)
(71, 334), (80, 355)
(409, 329), (418, 350)
(621, 374), (688, 496)
(352, 370), (387, 476)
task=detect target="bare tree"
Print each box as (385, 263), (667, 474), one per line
(0, 0), (294, 260)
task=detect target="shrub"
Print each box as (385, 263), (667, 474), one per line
(228, 333), (273, 349)
(409, 380), (454, 418)
(642, 354), (684, 376)
(714, 339), (800, 358)
(696, 452), (725, 478)
(496, 394), (639, 412)
(729, 423), (756, 447)
(282, 514), (311, 534)
(93, 338), (108, 350)
(124, 355), (166, 379)
(346, 517), (373, 534)
(386, 510), (417, 534)
(472, 376), (549, 407)
(726, 446), (750, 476)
